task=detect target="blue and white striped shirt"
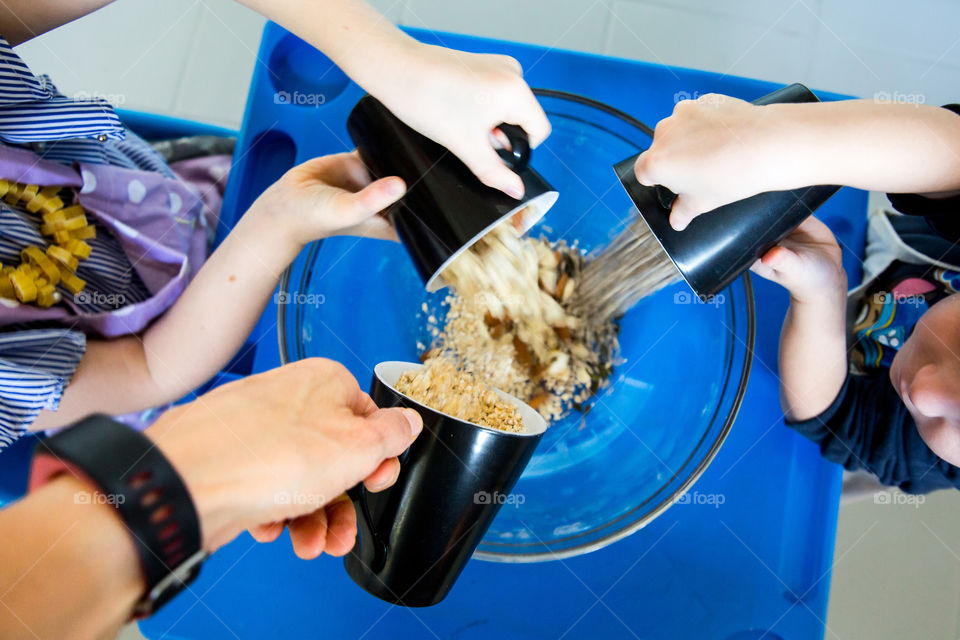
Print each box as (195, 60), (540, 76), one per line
(0, 36), (175, 447)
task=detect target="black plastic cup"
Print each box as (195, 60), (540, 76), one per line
(344, 361), (546, 607)
(614, 83), (840, 299)
(346, 95), (558, 291)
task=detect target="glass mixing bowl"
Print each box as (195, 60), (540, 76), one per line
(279, 90), (754, 562)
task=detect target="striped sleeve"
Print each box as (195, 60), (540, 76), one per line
(0, 329), (86, 448)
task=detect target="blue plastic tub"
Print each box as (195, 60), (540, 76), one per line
(137, 23), (868, 640)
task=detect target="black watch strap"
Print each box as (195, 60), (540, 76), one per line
(29, 414), (206, 617)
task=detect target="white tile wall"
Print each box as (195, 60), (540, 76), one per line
(14, 0), (960, 130)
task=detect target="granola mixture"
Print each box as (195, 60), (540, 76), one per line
(421, 221), (619, 423)
(395, 357), (524, 432)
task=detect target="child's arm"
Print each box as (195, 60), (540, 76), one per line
(634, 97), (960, 229)
(749, 217), (849, 420)
(237, 0), (551, 198)
(31, 152), (404, 429)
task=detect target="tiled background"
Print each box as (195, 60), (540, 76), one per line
(12, 1), (960, 639)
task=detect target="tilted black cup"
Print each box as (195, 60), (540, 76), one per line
(344, 361), (546, 607)
(615, 83), (841, 299)
(346, 95), (558, 291)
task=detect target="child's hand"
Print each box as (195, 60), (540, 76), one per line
(379, 43), (551, 199)
(749, 216), (846, 303)
(252, 151), (406, 248)
(633, 94), (789, 230)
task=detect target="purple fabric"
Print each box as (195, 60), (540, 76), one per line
(0, 145), (209, 337)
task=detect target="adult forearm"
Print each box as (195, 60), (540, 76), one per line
(0, 476), (143, 639)
(772, 100), (960, 196)
(778, 285), (848, 421)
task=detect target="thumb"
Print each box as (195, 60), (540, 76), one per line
(633, 151), (656, 186)
(669, 194), (701, 231)
(750, 245), (802, 289)
(328, 176), (405, 229)
(453, 138), (525, 199)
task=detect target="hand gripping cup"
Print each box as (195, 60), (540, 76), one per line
(344, 361), (546, 607)
(346, 95), (559, 291)
(615, 83), (841, 299)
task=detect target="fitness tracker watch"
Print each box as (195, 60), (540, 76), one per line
(28, 414), (207, 618)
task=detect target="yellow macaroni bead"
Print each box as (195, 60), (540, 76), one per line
(61, 205), (85, 219)
(46, 245), (78, 271)
(57, 266), (86, 295)
(4, 182), (22, 204)
(70, 225), (96, 241)
(20, 184), (38, 202)
(61, 214), (88, 231)
(63, 238), (91, 259)
(9, 270), (37, 302)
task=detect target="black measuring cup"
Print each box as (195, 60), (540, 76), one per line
(344, 361), (546, 607)
(615, 83), (841, 299)
(347, 95), (558, 291)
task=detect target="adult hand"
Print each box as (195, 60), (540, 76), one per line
(147, 358), (423, 557)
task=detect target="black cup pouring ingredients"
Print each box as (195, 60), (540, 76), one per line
(615, 82), (841, 300)
(344, 361), (546, 607)
(347, 95), (559, 291)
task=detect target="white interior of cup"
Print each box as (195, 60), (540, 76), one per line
(424, 190), (559, 293)
(374, 361), (547, 437)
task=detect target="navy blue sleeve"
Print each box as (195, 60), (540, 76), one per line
(785, 373), (960, 494)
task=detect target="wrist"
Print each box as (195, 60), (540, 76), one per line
(237, 197), (306, 272)
(146, 408), (250, 552)
(788, 271), (847, 307)
(756, 103), (836, 191)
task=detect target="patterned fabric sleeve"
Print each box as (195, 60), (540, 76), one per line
(0, 329), (86, 448)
